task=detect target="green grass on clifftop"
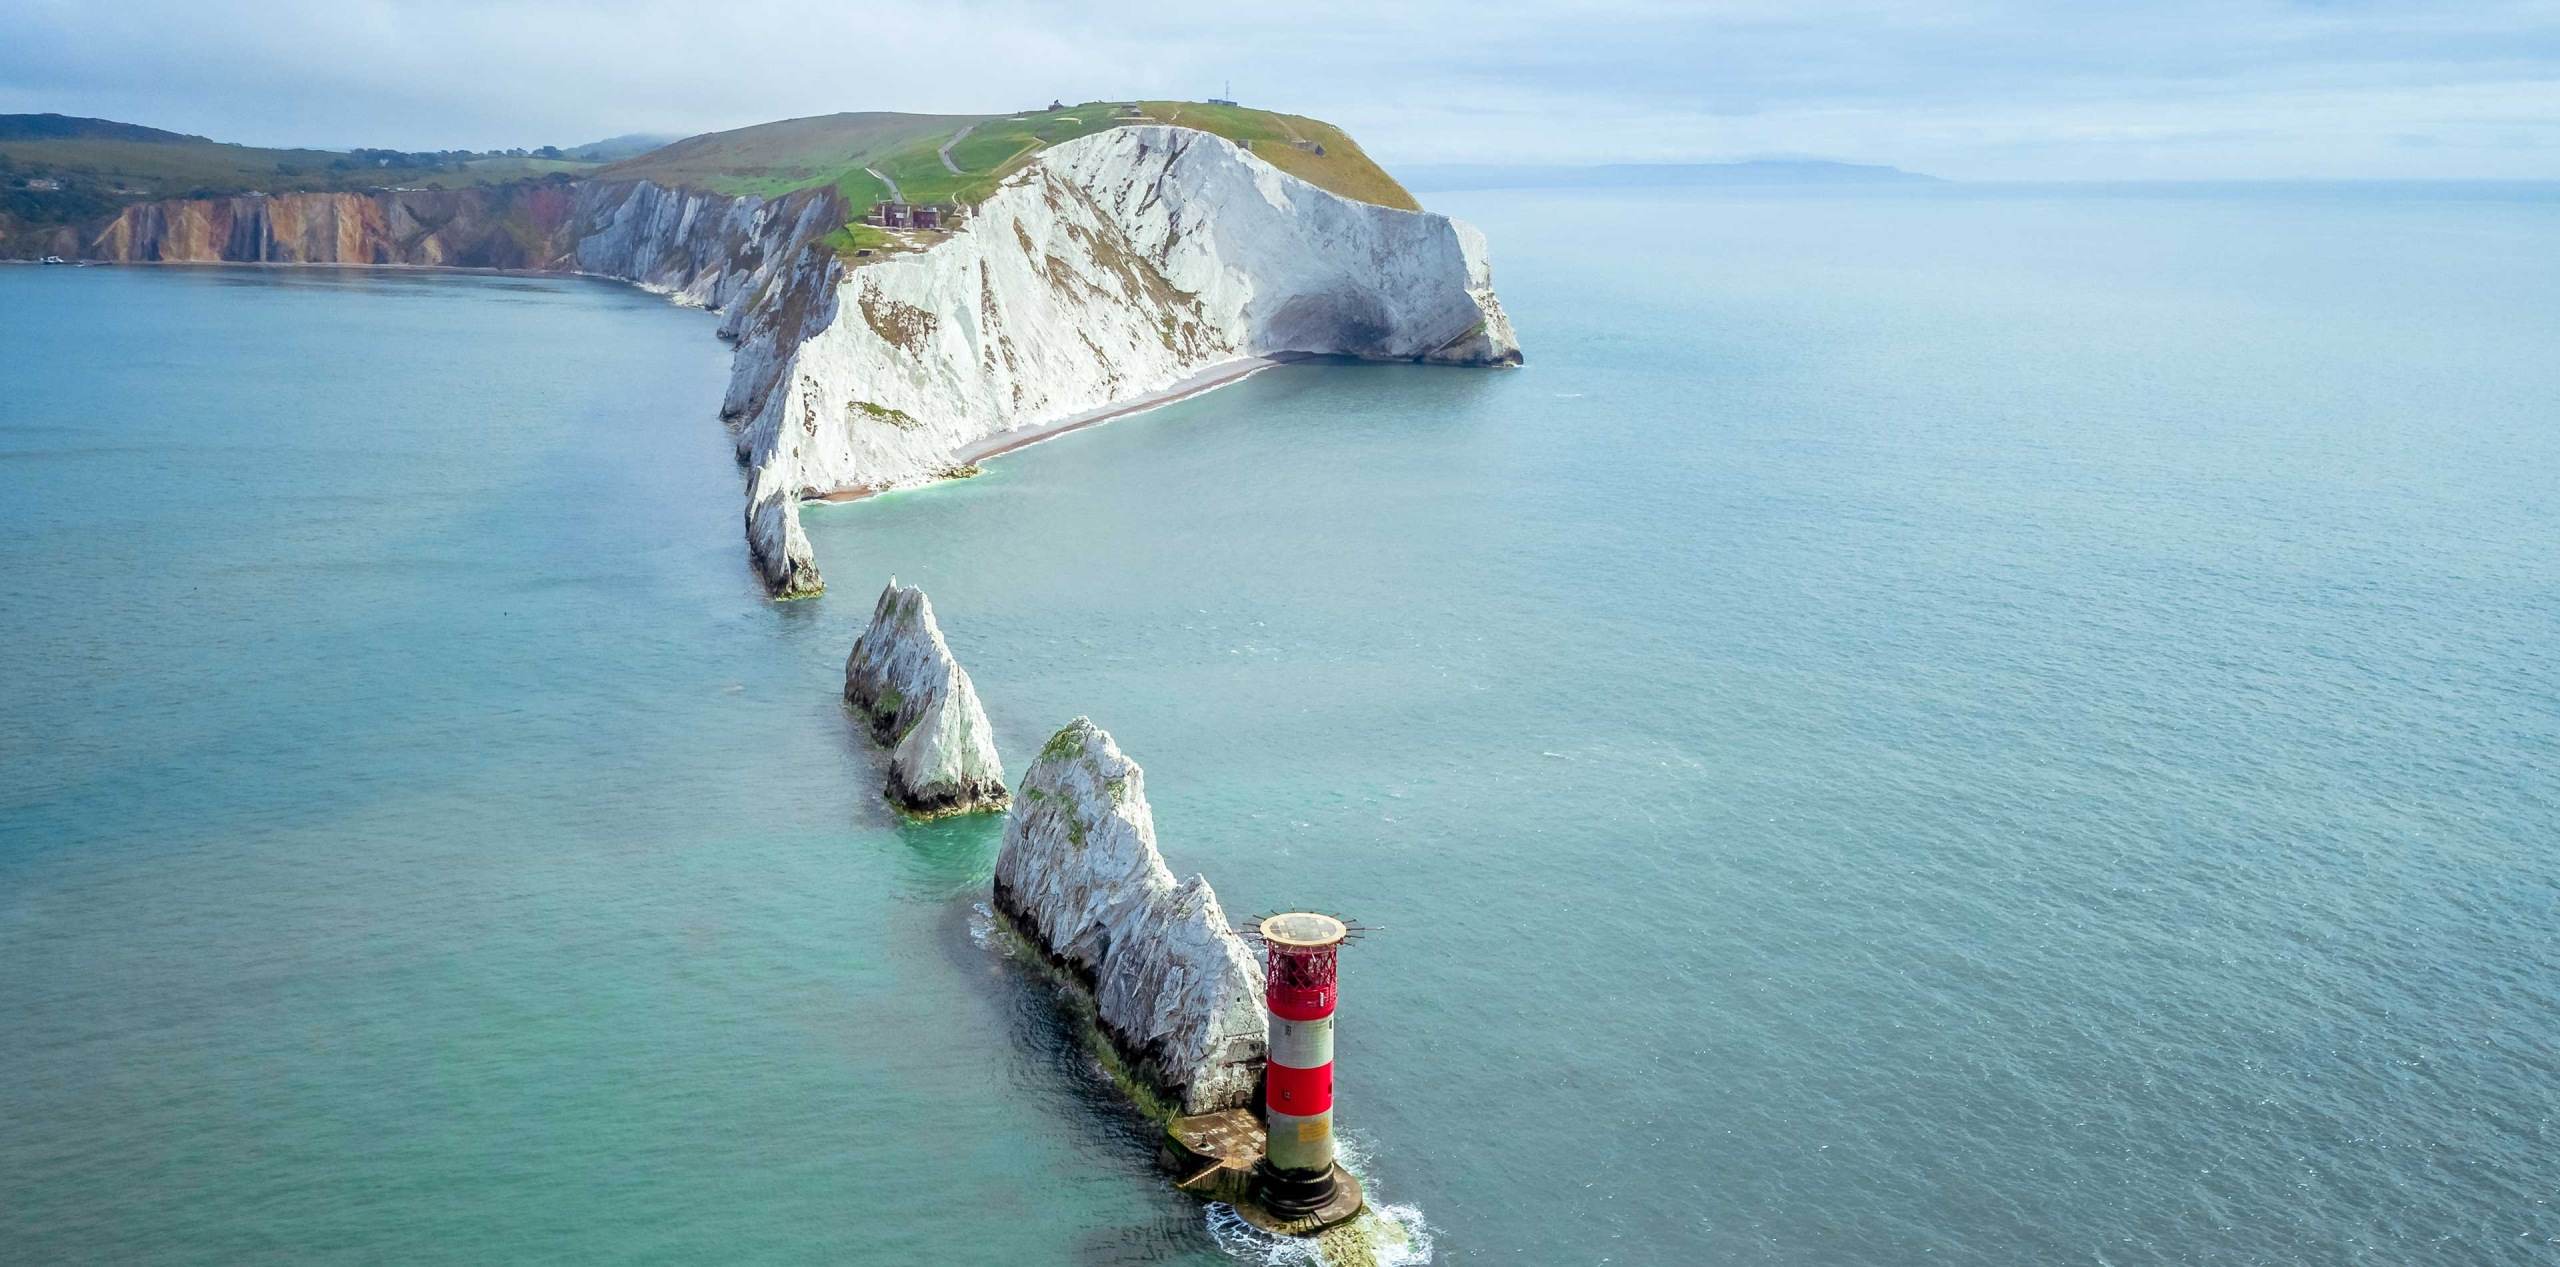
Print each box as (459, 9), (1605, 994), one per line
(597, 112), (983, 211)
(0, 113), (607, 244)
(1132, 102), (1419, 211)
(2, 104), (1423, 260)
(0, 115), (601, 202)
(602, 102), (1421, 219)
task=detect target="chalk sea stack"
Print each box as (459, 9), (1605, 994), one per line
(843, 580), (1008, 816)
(994, 718), (1267, 1114)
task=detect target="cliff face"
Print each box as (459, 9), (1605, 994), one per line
(568, 182), (848, 597)
(842, 580), (1008, 816)
(569, 181), (844, 324)
(736, 126), (1521, 594)
(87, 184), (582, 268)
(78, 180), (845, 284)
(60, 124), (1520, 602)
(995, 719), (1267, 1115)
(77, 177), (849, 594)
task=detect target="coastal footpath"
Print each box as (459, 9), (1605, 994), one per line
(57, 125), (1521, 598)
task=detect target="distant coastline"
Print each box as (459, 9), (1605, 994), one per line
(5, 108), (1521, 599)
(1399, 158), (1941, 193)
(1399, 164), (2560, 202)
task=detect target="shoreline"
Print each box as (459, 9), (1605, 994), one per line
(811, 351), (1313, 504)
(4, 257), (597, 279)
(32, 265), (1317, 513)
(962, 351), (1312, 463)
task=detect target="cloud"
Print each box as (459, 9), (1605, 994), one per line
(1, 0), (2555, 177)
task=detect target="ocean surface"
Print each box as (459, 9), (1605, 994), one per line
(4, 187), (2556, 1265)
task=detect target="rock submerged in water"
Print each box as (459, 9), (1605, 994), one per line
(843, 580), (1008, 816)
(995, 718), (1267, 1114)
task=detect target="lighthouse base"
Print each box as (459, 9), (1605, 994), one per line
(1251, 1159), (1339, 1219)
(1162, 1111), (1366, 1236)
(1236, 1163), (1365, 1237)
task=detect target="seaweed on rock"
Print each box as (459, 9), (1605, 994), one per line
(993, 718), (1267, 1114)
(842, 580), (1008, 816)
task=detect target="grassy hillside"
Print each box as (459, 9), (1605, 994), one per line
(3, 104), (1419, 260)
(602, 102), (1419, 213)
(0, 115), (201, 144)
(1133, 102), (1419, 211)
(0, 114), (601, 200)
(598, 113), (983, 210)
(565, 133), (681, 164)
(1, 114), (616, 252)
(875, 106), (1133, 205)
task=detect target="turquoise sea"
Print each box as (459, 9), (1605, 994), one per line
(4, 187), (2556, 1264)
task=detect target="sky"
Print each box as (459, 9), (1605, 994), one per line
(3, 0), (2557, 179)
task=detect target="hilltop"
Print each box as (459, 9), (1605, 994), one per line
(1398, 158), (1941, 192)
(0, 113), (635, 252)
(604, 102), (1419, 212)
(0, 114), (209, 144)
(3, 104), (1421, 260)
(0, 113), (605, 202)
(566, 133), (682, 163)
(5, 106), (1519, 603)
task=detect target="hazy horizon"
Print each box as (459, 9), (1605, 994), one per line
(4, 1), (2557, 182)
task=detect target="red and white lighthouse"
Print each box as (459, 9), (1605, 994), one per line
(1253, 911), (1349, 1218)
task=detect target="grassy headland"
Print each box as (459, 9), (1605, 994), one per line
(604, 103), (1413, 211)
(604, 102), (1420, 260)
(595, 112), (983, 210)
(0, 114), (603, 199)
(1132, 102), (1418, 210)
(5, 104), (1419, 261)
(0, 114), (612, 245)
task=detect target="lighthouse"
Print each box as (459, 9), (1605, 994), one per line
(1252, 911), (1350, 1219)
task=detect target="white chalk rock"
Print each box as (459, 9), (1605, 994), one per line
(735, 125), (1522, 591)
(843, 580), (1007, 816)
(565, 178), (850, 596)
(995, 718), (1266, 1114)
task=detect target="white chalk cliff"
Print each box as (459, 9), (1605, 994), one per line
(71, 127), (1518, 598)
(995, 718), (1267, 1114)
(843, 580), (1008, 816)
(572, 181), (845, 322)
(733, 125), (1522, 595)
